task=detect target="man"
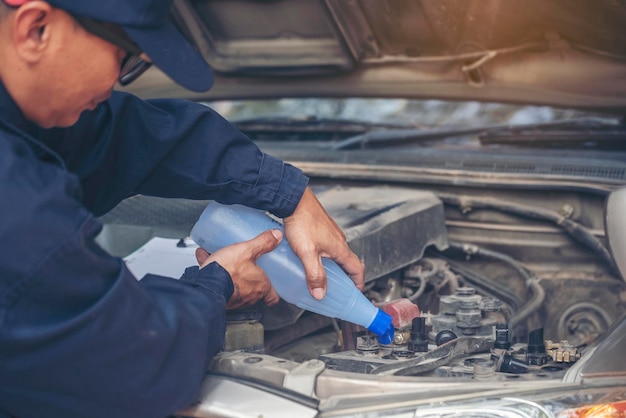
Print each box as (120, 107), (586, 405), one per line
(0, 0), (364, 416)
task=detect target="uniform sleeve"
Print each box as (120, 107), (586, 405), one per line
(44, 91), (309, 218)
(0, 133), (233, 417)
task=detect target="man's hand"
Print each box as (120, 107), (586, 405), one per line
(283, 187), (365, 300)
(195, 229), (281, 309)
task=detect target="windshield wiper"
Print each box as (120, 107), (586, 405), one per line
(479, 119), (626, 149)
(330, 117), (625, 150)
(233, 116), (414, 140)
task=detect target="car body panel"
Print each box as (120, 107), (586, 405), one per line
(124, 0), (626, 112)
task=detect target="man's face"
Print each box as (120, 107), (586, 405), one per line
(2, 3), (126, 128)
(33, 9), (124, 127)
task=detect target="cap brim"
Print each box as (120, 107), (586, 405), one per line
(124, 19), (213, 93)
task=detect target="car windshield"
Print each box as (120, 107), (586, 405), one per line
(206, 98), (610, 127)
(202, 98), (625, 152)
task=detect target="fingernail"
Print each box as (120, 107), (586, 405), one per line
(312, 288), (325, 300)
(271, 229), (283, 240)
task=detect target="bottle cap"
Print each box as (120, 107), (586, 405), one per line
(367, 309), (394, 345)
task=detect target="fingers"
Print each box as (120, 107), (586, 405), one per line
(263, 286), (280, 306)
(247, 229), (282, 305)
(300, 245), (365, 299)
(225, 283), (242, 310)
(331, 249), (365, 291)
(209, 229), (284, 310)
(248, 229), (282, 260)
(300, 253), (327, 300)
(195, 247), (211, 267)
(226, 271), (280, 310)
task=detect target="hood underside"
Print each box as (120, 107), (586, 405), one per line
(124, 0), (626, 111)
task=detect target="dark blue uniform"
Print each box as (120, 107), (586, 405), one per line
(0, 81), (308, 418)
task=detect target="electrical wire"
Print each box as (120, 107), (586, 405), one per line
(438, 193), (617, 275)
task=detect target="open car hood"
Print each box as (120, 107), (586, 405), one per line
(124, 0), (626, 111)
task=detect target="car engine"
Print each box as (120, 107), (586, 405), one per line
(99, 183), (625, 383)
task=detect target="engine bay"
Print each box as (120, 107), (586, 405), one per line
(218, 185), (624, 382)
(99, 183), (625, 383)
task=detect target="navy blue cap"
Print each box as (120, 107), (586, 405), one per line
(367, 309), (394, 345)
(47, 0), (214, 92)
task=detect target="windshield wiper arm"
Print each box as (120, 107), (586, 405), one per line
(233, 116), (412, 136)
(330, 125), (495, 150)
(330, 117), (624, 150)
(479, 120), (626, 148)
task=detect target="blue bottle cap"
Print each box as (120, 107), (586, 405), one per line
(367, 309), (394, 345)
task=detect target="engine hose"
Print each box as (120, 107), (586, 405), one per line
(509, 279), (545, 332)
(438, 193), (617, 274)
(429, 249), (522, 311)
(448, 241), (546, 337)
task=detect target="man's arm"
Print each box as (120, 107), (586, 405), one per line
(50, 91), (363, 293)
(46, 92), (308, 217)
(0, 137), (230, 417)
(46, 92), (364, 298)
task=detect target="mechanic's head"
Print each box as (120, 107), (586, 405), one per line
(0, 0), (213, 128)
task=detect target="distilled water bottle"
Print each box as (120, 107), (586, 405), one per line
(190, 201), (394, 344)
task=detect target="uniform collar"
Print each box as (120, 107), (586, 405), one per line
(0, 79), (42, 138)
(0, 80), (66, 169)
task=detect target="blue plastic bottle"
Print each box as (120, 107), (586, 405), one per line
(190, 201), (394, 344)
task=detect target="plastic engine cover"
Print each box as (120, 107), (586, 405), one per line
(315, 186), (448, 283)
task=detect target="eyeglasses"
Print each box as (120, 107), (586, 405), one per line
(74, 16), (152, 86)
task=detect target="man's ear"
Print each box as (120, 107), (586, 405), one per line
(11, 1), (54, 63)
